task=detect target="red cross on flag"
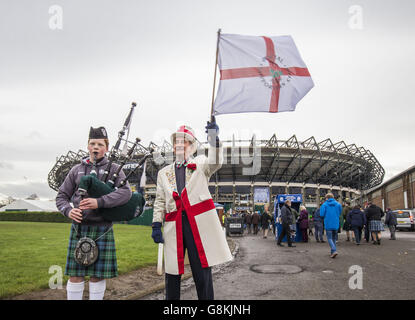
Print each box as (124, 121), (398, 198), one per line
(213, 33), (314, 115)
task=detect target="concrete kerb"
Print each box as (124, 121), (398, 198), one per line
(124, 238), (238, 300)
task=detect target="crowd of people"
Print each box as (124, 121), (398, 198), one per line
(242, 204), (273, 238)
(233, 194), (398, 259)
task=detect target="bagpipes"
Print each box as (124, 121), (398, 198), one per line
(78, 102), (153, 222)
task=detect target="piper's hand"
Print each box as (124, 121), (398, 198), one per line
(79, 198), (98, 210)
(205, 116), (219, 147)
(152, 222), (164, 243)
(69, 208), (83, 223)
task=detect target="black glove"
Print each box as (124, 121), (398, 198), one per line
(151, 222), (164, 243)
(205, 116), (219, 147)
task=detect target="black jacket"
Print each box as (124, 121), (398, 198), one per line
(280, 205), (293, 225)
(261, 211), (272, 227)
(385, 210), (397, 226)
(245, 213), (252, 224)
(347, 209), (366, 228)
(365, 205), (384, 221)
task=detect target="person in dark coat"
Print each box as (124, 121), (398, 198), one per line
(298, 206), (309, 242)
(277, 200), (296, 247)
(272, 208), (277, 235)
(251, 211), (260, 235)
(363, 204), (371, 242)
(384, 208), (397, 240)
(346, 205), (366, 245)
(245, 211), (252, 234)
(313, 205), (325, 242)
(308, 211), (314, 237)
(290, 207), (299, 242)
(261, 204), (272, 239)
(342, 202), (353, 241)
(365, 203), (385, 245)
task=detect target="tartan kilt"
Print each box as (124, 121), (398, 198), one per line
(369, 220), (385, 232)
(65, 224), (118, 278)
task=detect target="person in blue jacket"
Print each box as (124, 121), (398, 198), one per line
(320, 193), (342, 258)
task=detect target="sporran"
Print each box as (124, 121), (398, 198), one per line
(74, 236), (99, 267)
(73, 224), (112, 267)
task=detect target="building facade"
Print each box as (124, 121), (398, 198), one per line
(362, 165), (415, 210)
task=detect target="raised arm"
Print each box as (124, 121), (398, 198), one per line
(202, 116), (223, 178)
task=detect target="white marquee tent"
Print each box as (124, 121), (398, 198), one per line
(0, 199), (58, 212)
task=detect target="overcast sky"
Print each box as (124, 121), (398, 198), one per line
(0, 0), (414, 199)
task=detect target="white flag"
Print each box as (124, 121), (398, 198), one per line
(213, 34), (314, 115)
(140, 161), (147, 188)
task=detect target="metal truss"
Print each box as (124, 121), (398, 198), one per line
(48, 134), (385, 192)
(47, 150), (89, 191)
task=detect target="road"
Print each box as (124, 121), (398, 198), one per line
(145, 229), (415, 300)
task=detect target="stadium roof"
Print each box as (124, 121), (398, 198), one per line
(48, 134), (384, 192)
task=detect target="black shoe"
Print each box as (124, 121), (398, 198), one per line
(320, 240), (326, 243)
(277, 243), (284, 247)
(377, 239), (381, 245)
(316, 240), (320, 243)
(372, 241), (377, 245)
(288, 245), (296, 247)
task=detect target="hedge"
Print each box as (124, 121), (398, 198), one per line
(0, 211), (72, 223)
(127, 208), (153, 226)
(0, 208), (157, 225)
(0, 211), (153, 224)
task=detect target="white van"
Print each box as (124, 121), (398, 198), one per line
(394, 209), (415, 231)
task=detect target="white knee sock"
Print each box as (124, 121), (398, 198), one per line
(66, 280), (84, 300)
(89, 279), (106, 300)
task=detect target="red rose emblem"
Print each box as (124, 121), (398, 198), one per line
(187, 163), (197, 171)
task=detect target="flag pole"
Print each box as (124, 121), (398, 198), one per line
(210, 28), (221, 121)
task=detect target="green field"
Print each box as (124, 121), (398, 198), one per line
(0, 221), (157, 299)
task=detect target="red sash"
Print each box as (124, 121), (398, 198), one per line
(165, 188), (215, 274)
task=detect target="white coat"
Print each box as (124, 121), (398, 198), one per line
(152, 145), (233, 275)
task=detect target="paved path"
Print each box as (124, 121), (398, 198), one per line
(145, 229), (415, 300)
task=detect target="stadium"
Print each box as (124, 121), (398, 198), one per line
(48, 133), (385, 213)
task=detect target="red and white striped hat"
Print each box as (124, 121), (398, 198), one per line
(171, 125), (196, 144)
(171, 125), (197, 153)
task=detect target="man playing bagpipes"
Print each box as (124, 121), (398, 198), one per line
(151, 117), (233, 300)
(56, 126), (132, 300)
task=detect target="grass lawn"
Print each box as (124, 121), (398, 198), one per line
(0, 221), (157, 299)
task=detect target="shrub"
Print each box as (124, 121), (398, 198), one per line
(0, 211), (71, 223)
